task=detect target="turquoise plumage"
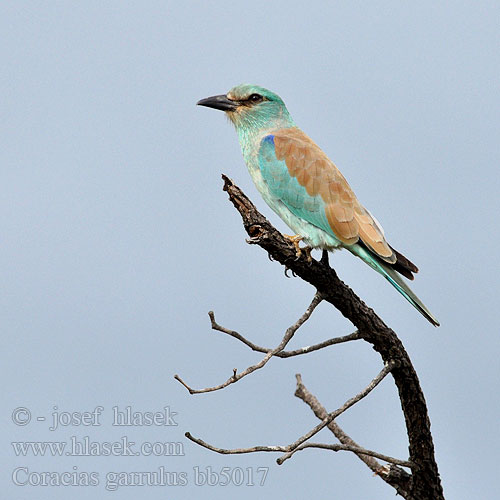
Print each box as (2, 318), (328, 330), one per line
(198, 84), (439, 326)
(259, 134), (338, 244)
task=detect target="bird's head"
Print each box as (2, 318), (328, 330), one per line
(197, 84), (294, 131)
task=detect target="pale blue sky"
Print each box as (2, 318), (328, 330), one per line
(2, 1), (499, 499)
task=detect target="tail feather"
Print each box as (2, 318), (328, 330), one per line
(389, 245), (418, 280)
(349, 244), (440, 327)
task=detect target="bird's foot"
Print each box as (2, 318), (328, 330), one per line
(283, 234), (306, 259)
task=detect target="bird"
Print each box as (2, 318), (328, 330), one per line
(197, 84), (439, 326)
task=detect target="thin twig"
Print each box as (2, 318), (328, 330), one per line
(290, 442), (412, 468)
(277, 360), (397, 464)
(174, 293), (322, 394)
(185, 432), (283, 454)
(278, 333), (361, 356)
(185, 432), (410, 467)
(295, 373), (382, 472)
(294, 373), (411, 496)
(209, 311), (361, 357)
(185, 432), (410, 468)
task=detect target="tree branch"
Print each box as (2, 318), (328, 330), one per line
(295, 373), (412, 497)
(209, 310), (362, 357)
(292, 443), (412, 468)
(220, 174), (444, 500)
(185, 362), (399, 470)
(185, 432), (411, 467)
(276, 360), (397, 465)
(174, 292), (322, 394)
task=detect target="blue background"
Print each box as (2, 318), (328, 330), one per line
(2, 1), (499, 498)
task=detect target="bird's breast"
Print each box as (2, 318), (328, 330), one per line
(238, 133), (342, 251)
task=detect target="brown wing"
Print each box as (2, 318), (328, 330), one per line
(273, 127), (396, 264)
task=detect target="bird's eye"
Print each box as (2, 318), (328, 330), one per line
(248, 93), (263, 103)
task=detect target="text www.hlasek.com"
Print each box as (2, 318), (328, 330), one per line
(12, 436), (184, 457)
(12, 466), (269, 490)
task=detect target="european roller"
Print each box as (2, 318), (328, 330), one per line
(197, 84), (439, 326)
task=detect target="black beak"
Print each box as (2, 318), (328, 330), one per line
(197, 94), (238, 112)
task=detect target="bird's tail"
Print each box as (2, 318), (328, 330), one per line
(349, 244), (440, 327)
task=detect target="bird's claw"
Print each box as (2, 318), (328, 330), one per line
(283, 233), (304, 258)
(283, 234), (312, 263)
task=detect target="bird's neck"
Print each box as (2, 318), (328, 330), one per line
(236, 114), (295, 157)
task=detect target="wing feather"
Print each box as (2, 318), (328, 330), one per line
(268, 127), (395, 262)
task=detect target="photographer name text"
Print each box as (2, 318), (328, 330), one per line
(12, 405), (178, 430)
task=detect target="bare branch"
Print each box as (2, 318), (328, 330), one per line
(278, 332), (361, 356)
(295, 373), (380, 470)
(277, 360), (397, 464)
(209, 311), (362, 357)
(295, 373), (411, 497)
(174, 292), (322, 394)
(290, 442), (412, 468)
(185, 363), (401, 473)
(184, 432), (410, 467)
(185, 432), (285, 454)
